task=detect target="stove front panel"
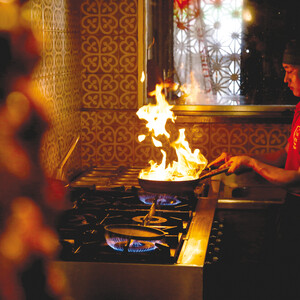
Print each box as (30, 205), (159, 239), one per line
(56, 167), (221, 300)
(55, 261), (203, 300)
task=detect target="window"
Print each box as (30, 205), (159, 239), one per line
(145, 0), (300, 108)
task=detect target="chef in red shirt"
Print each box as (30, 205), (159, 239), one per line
(209, 40), (300, 292)
(210, 39), (300, 198)
(210, 39), (300, 241)
(209, 39), (300, 299)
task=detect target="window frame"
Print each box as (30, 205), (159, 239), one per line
(137, 0), (296, 120)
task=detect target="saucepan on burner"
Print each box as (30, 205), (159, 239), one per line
(104, 203), (165, 253)
(138, 166), (230, 194)
(104, 224), (165, 253)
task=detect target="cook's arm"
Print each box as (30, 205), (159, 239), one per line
(235, 158), (300, 194)
(209, 143), (288, 169)
(253, 143), (288, 168)
(223, 144), (300, 194)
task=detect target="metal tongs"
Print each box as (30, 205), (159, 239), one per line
(198, 166), (230, 181)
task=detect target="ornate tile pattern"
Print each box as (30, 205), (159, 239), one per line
(29, 0), (83, 180)
(81, 111), (98, 167)
(79, 0), (291, 168)
(28, 0), (291, 174)
(80, 0), (138, 110)
(185, 123), (210, 160)
(210, 123), (290, 161)
(80, 0), (140, 166)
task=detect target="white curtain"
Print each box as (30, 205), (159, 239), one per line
(173, 0), (243, 105)
(174, 0), (214, 104)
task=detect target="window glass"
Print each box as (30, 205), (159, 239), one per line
(146, 0), (300, 106)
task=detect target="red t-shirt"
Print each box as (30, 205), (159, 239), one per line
(285, 102), (300, 170)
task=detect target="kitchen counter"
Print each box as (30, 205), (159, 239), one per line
(55, 170), (221, 300)
(54, 188), (219, 300)
(204, 172), (288, 300)
(215, 171), (286, 209)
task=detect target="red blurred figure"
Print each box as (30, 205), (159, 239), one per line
(0, 1), (68, 299)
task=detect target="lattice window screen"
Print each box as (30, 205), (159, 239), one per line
(174, 0), (243, 105)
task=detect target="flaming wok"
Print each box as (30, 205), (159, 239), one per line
(138, 166), (229, 194)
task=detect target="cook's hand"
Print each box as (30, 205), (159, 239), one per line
(220, 155), (253, 174)
(207, 152), (232, 169)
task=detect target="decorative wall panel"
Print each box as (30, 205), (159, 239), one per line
(81, 111), (98, 167)
(80, 0), (138, 111)
(30, 0), (83, 180)
(80, 0), (291, 169)
(210, 123), (290, 162)
(80, 0), (140, 167)
(25, 0), (292, 179)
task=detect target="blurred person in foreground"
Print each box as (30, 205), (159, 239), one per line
(208, 39), (300, 298)
(0, 1), (68, 299)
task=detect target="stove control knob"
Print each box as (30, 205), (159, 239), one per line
(211, 227), (218, 233)
(205, 254), (220, 264)
(212, 256), (219, 262)
(208, 235), (222, 244)
(214, 246), (220, 253)
(215, 237), (222, 244)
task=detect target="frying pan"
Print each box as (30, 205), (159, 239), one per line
(104, 224), (165, 252)
(138, 166), (230, 194)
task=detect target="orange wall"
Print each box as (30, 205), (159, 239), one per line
(79, 0), (291, 168)
(33, 0), (291, 178)
(32, 0), (82, 179)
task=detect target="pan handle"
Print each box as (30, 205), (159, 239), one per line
(199, 166), (230, 181)
(143, 202), (156, 226)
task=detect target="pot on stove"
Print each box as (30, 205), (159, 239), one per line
(104, 224), (166, 253)
(138, 167), (230, 194)
(104, 202), (166, 253)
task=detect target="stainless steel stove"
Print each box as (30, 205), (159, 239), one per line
(54, 167), (289, 300)
(57, 188), (195, 264)
(55, 166), (222, 300)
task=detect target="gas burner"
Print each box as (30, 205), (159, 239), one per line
(58, 173), (196, 263)
(104, 224), (165, 253)
(57, 210), (99, 230)
(138, 193), (182, 206)
(132, 215), (168, 224)
(109, 239), (158, 252)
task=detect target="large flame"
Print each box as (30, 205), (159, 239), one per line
(137, 84), (175, 138)
(137, 83), (207, 181)
(180, 72), (215, 105)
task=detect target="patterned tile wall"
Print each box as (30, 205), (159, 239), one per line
(29, 0), (83, 180)
(185, 122), (290, 163)
(80, 0), (140, 168)
(80, 0), (291, 169)
(29, 0), (292, 175)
